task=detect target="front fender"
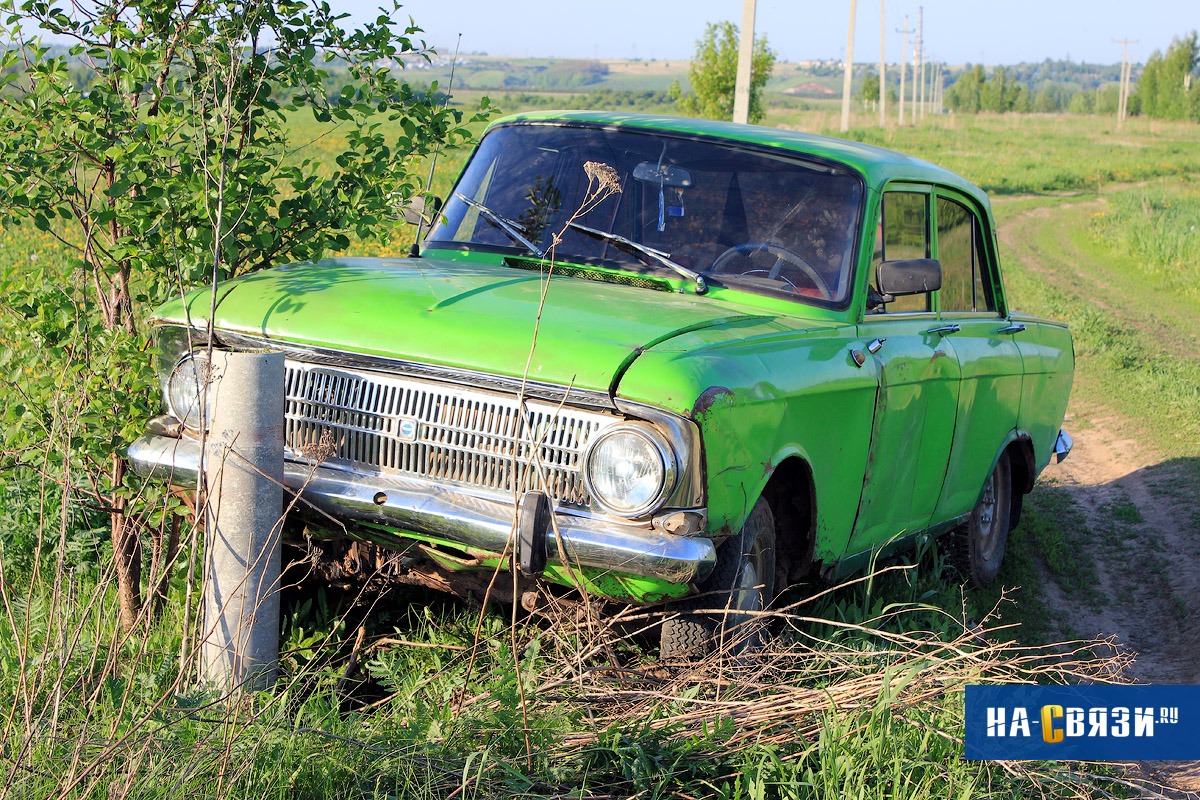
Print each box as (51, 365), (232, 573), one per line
(614, 323), (877, 562)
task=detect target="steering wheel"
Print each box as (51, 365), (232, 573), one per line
(710, 242), (834, 301)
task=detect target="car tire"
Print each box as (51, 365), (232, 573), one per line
(660, 498), (776, 658)
(951, 451), (1012, 588)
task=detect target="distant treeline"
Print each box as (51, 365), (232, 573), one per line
(498, 90), (678, 113)
(1134, 32), (1200, 121)
(8, 41), (1196, 121)
(444, 59), (611, 91)
(939, 37), (1199, 120)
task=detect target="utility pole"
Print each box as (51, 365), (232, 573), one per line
(1113, 38), (1137, 131)
(934, 62), (942, 113)
(917, 6), (925, 120)
(878, 0), (886, 127)
(733, 0), (758, 124)
(840, 0), (858, 132)
(896, 15), (912, 125)
(911, 17), (920, 122)
(927, 59), (936, 116)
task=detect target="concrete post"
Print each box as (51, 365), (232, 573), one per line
(202, 350), (285, 692)
(732, 0), (757, 125)
(840, 0), (858, 132)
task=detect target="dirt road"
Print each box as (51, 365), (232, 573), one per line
(1001, 202), (1200, 795)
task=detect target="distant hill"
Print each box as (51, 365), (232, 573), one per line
(400, 54), (689, 92)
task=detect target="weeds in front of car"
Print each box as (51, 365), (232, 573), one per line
(0, 515), (1149, 799)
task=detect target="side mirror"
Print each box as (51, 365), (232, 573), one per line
(877, 258), (941, 297)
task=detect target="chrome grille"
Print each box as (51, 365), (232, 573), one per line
(283, 361), (616, 505)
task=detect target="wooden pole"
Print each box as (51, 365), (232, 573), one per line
(840, 0), (859, 132)
(917, 6), (925, 120)
(878, 0), (886, 127)
(1113, 39), (1137, 131)
(897, 16), (911, 125)
(733, 0), (758, 124)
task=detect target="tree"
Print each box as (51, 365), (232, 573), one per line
(0, 0), (488, 629)
(945, 64), (985, 113)
(859, 73), (880, 106)
(981, 66), (1010, 111)
(1068, 88), (1096, 114)
(669, 21), (776, 124)
(856, 73), (895, 109)
(1032, 84), (1072, 113)
(1130, 32), (1200, 121)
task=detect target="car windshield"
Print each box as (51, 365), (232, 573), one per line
(426, 123), (864, 306)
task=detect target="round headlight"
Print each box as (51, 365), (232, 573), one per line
(583, 424), (677, 518)
(167, 353), (213, 430)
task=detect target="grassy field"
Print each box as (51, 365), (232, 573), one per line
(2, 99), (1199, 797)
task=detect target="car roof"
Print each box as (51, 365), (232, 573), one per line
(490, 111), (988, 205)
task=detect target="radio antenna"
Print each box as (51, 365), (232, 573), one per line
(410, 33), (463, 258)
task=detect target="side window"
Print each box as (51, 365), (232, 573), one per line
(936, 196), (996, 313)
(871, 191), (930, 313)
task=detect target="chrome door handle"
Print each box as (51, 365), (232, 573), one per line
(926, 324), (961, 336)
(997, 323), (1027, 334)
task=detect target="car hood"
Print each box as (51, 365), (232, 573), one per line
(151, 256), (782, 395)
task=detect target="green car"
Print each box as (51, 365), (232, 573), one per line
(129, 112), (1074, 655)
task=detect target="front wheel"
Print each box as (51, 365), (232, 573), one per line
(951, 451), (1012, 588)
(660, 498), (776, 658)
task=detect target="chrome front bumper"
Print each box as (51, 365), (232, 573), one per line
(126, 433), (716, 585)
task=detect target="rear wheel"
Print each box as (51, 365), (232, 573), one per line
(952, 451), (1012, 587)
(660, 498), (776, 658)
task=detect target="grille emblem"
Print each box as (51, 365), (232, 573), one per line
(396, 418), (419, 441)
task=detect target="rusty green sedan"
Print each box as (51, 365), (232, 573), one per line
(129, 112), (1074, 656)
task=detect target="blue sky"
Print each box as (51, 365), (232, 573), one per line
(340, 0), (1195, 66)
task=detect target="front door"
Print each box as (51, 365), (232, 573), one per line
(851, 315), (962, 551)
(850, 188), (962, 554)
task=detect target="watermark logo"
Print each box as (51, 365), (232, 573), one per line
(966, 685), (1198, 760)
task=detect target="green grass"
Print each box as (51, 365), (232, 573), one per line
(1092, 179), (1200, 292)
(831, 114), (1200, 195)
(999, 195), (1200, 455)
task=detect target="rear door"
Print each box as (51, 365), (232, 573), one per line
(928, 191), (1024, 524)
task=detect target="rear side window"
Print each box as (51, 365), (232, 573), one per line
(936, 197), (995, 313)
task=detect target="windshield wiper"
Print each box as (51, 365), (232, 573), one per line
(455, 192), (545, 257)
(566, 221), (707, 295)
